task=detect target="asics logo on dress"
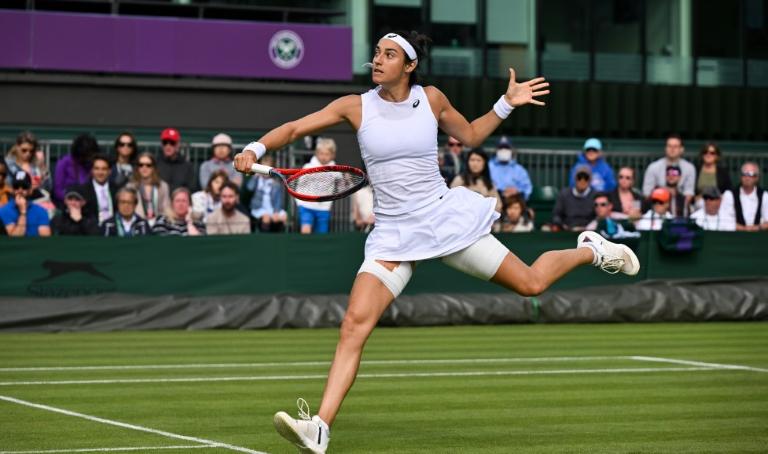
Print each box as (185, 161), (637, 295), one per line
(413, 99), (420, 108)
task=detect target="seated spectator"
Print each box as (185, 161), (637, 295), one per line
(586, 192), (640, 241)
(607, 166), (643, 221)
(6, 131), (45, 192)
(438, 136), (462, 185)
(126, 152), (171, 227)
(156, 128), (196, 192)
(351, 182), (375, 233)
(51, 188), (99, 236)
(690, 187), (736, 231)
(734, 162), (768, 232)
(199, 133), (242, 189)
(102, 187), (151, 237)
(0, 170), (51, 237)
(488, 136), (533, 200)
(450, 148), (502, 213)
(0, 161), (11, 205)
(296, 138), (336, 234)
(192, 169), (227, 223)
(110, 132), (138, 189)
(568, 138), (616, 192)
(642, 133), (696, 202)
(496, 194), (533, 232)
(245, 154), (287, 233)
(206, 182), (251, 235)
(80, 154), (117, 225)
(151, 188), (205, 236)
(636, 187), (673, 231)
(551, 165), (595, 231)
(54, 133), (98, 206)
(696, 142), (732, 204)
(664, 165), (690, 218)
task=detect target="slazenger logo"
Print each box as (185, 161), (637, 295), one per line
(269, 30), (304, 69)
(27, 260), (116, 297)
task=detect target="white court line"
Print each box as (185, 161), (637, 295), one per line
(0, 356), (624, 372)
(0, 446), (212, 453)
(631, 356), (768, 373)
(0, 396), (267, 454)
(0, 366), (717, 386)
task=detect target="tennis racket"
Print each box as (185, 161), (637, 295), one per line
(249, 163), (367, 202)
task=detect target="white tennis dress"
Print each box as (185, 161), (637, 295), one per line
(357, 85), (500, 262)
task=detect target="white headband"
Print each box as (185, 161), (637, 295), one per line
(381, 33), (418, 62)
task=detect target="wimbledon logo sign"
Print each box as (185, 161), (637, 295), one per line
(269, 30), (304, 69)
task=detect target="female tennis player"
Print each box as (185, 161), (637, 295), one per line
(234, 31), (639, 453)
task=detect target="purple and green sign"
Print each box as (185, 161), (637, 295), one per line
(0, 10), (352, 81)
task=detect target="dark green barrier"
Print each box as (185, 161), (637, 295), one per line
(0, 232), (765, 298)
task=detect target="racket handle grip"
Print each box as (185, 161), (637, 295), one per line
(250, 163), (273, 175)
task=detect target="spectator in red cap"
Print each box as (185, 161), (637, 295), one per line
(636, 187), (673, 231)
(156, 128), (196, 193)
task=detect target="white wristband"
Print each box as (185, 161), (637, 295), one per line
(243, 141), (267, 160)
(493, 95), (514, 120)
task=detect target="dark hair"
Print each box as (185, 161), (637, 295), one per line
(593, 192), (611, 202)
(666, 133), (684, 146)
(206, 169), (229, 195)
(113, 131), (138, 162)
(699, 141), (720, 158)
(91, 153), (111, 168)
(460, 148), (494, 192)
(16, 130), (38, 150)
(503, 194), (531, 225)
(390, 30), (431, 87)
(71, 133), (100, 165)
(220, 181), (240, 196)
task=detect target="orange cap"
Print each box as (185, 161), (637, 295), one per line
(650, 187), (670, 203)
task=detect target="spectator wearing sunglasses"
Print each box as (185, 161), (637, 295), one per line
(586, 192), (640, 241)
(110, 132), (138, 189)
(488, 136), (533, 201)
(568, 138), (616, 192)
(690, 187), (736, 232)
(0, 170), (51, 237)
(607, 166), (643, 221)
(551, 165), (596, 231)
(0, 161), (11, 206)
(696, 142), (732, 198)
(734, 162), (768, 232)
(125, 152), (171, 227)
(438, 137), (462, 185)
(664, 165), (690, 218)
(6, 131), (45, 192)
(156, 128), (196, 193)
(636, 187), (673, 231)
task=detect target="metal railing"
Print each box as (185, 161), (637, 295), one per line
(3, 138), (766, 233)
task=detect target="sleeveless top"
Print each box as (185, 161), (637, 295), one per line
(357, 85), (447, 216)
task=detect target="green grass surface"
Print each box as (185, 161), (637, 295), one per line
(1, 323), (767, 453)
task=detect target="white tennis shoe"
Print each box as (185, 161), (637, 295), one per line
(577, 231), (640, 276)
(274, 398), (330, 454)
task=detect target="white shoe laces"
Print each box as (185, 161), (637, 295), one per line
(599, 256), (625, 274)
(297, 398), (312, 421)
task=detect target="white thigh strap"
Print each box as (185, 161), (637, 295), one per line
(357, 260), (413, 298)
(441, 234), (509, 281)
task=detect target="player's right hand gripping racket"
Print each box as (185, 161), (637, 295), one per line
(249, 163), (367, 202)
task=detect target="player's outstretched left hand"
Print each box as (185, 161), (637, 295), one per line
(504, 68), (550, 107)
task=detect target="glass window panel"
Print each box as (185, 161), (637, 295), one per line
(594, 0), (642, 82)
(695, 0), (743, 86)
(646, 0), (693, 85)
(486, 0), (535, 79)
(431, 0), (477, 24)
(746, 0), (768, 86)
(540, 0), (590, 80)
(372, 5), (425, 43)
(431, 47), (483, 76)
(374, 0), (422, 7)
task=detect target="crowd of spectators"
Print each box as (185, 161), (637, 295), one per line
(1, 129), (767, 238)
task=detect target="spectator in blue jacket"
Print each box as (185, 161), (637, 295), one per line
(245, 154), (287, 232)
(488, 136), (533, 201)
(568, 138), (617, 192)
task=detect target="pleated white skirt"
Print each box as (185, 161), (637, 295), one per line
(364, 186), (500, 262)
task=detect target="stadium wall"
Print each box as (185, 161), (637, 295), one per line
(0, 233), (766, 331)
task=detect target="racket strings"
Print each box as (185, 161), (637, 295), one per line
(287, 171), (365, 197)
